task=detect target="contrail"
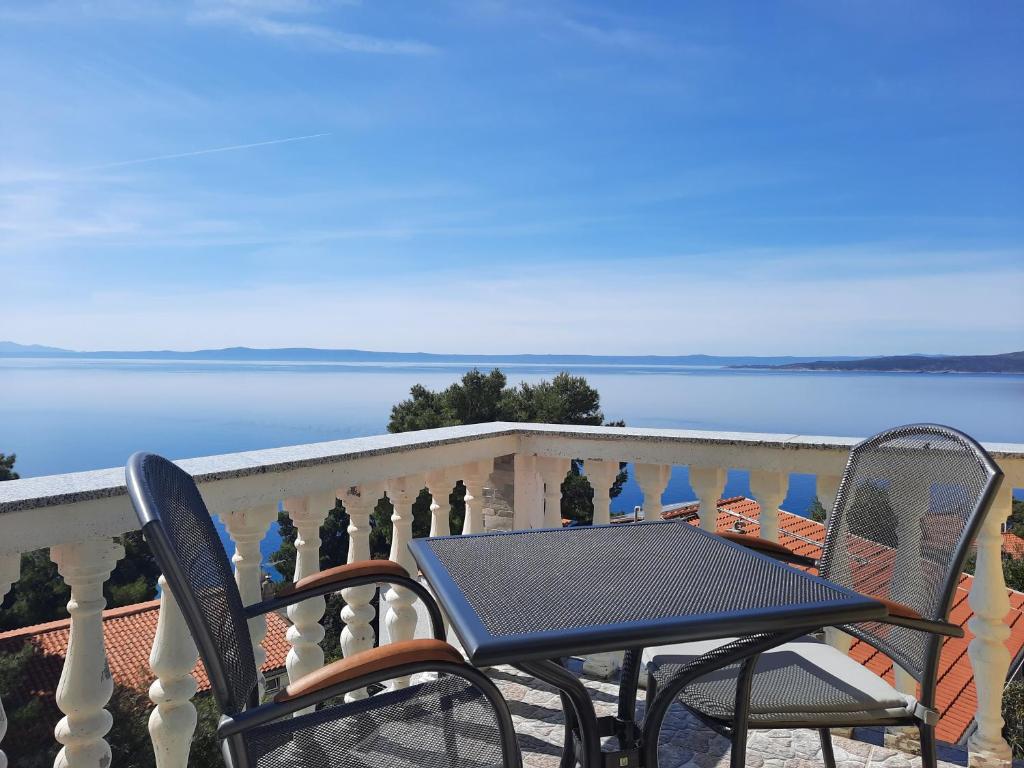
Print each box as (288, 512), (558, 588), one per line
(86, 132), (332, 170)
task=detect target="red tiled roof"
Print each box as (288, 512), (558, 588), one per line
(0, 599), (291, 702)
(1003, 531), (1024, 559)
(662, 496), (1024, 746)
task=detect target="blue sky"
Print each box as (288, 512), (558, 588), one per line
(1, 1), (1021, 355)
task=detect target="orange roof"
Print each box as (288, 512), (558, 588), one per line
(0, 599), (291, 702)
(661, 496), (1024, 746)
(1003, 531), (1024, 559)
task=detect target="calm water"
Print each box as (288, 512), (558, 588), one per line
(3, 358), (1021, 570)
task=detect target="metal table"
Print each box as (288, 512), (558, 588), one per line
(410, 521), (887, 768)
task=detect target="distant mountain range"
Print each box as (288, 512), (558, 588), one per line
(734, 351), (1024, 373)
(2, 342), (1019, 372)
(0, 341), (862, 367)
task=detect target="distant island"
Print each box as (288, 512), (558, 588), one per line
(2, 342), (1021, 373)
(732, 351), (1024, 374)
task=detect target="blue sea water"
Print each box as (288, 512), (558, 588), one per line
(3, 358), (1022, 572)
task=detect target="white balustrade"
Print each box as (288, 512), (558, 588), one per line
(148, 576), (199, 768)
(635, 463), (670, 522)
(968, 483), (1014, 768)
(385, 475), (421, 688)
(0, 553), (19, 768)
(339, 482), (386, 701)
(50, 538), (124, 768)
(537, 457), (571, 528)
(689, 466), (726, 531)
(222, 504), (277, 698)
(461, 458), (494, 535)
(585, 459), (619, 526)
(513, 453), (542, 529)
(749, 470), (787, 542)
(283, 493), (333, 709)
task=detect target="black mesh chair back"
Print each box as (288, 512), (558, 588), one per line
(817, 424), (1002, 682)
(126, 452), (259, 715)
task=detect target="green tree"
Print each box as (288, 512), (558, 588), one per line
(1002, 680), (1024, 759)
(0, 453), (18, 480)
(807, 497), (827, 523)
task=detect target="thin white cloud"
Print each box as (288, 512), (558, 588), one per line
(84, 132), (332, 170)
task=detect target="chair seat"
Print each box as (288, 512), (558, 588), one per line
(647, 635), (915, 725)
(247, 675), (506, 768)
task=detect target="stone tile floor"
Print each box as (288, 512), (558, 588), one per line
(492, 661), (963, 768)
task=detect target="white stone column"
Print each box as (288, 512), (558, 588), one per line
(461, 458), (494, 535)
(425, 469), (455, 538)
(968, 482), (1014, 768)
(537, 457), (571, 528)
(586, 459), (620, 526)
(749, 470), (787, 543)
(689, 466), (725, 531)
(635, 464), (671, 522)
(0, 553), (19, 768)
(513, 453), (543, 529)
(50, 538), (124, 768)
(385, 475), (421, 689)
(148, 576), (199, 768)
(222, 504), (277, 699)
(283, 493), (333, 704)
(339, 482), (385, 701)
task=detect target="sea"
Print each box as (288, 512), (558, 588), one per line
(3, 357), (1022, 573)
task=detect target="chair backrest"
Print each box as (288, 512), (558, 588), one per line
(126, 452), (259, 715)
(818, 424), (1002, 684)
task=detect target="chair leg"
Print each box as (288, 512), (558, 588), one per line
(918, 723), (937, 768)
(818, 728), (836, 768)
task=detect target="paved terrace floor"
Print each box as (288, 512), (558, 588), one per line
(494, 659), (964, 768)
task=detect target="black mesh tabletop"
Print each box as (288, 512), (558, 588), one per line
(410, 522), (886, 666)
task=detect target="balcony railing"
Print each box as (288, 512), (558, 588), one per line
(1, 423), (1022, 768)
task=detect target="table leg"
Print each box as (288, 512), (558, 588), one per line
(517, 659), (602, 768)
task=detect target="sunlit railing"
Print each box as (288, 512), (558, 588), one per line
(1, 423), (1021, 768)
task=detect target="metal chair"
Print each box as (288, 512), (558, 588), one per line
(126, 452), (522, 768)
(635, 424), (1003, 768)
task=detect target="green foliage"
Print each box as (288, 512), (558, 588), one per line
(499, 373), (605, 425)
(0, 452), (18, 480)
(1006, 499), (1024, 538)
(962, 550), (1024, 594)
(807, 496), (827, 523)
(1003, 680), (1024, 759)
(388, 369), (508, 432)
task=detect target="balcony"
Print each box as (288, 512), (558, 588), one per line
(1, 423), (1022, 768)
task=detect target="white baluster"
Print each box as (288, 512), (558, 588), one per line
(968, 483), (1013, 768)
(425, 469), (454, 538)
(689, 466), (725, 531)
(50, 538), (124, 768)
(0, 553), (19, 768)
(816, 474), (852, 655)
(339, 482), (386, 701)
(148, 576), (199, 768)
(461, 458), (494, 535)
(385, 475), (421, 689)
(749, 470), (787, 542)
(222, 504), (277, 698)
(537, 457), (571, 528)
(586, 459), (620, 526)
(283, 493), (333, 708)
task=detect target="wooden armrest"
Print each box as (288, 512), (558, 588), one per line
(278, 559), (409, 596)
(275, 639), (464, 703)
(868, 595), (923, 621)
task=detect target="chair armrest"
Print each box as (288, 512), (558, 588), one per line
(854, 595), (964, 638)
(217, 640), (475, 739)
(275, 638), (464, 702)
(717, 532), (818, 568)
(244, 560), (447, 640)
(279, 560), (409, 596)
